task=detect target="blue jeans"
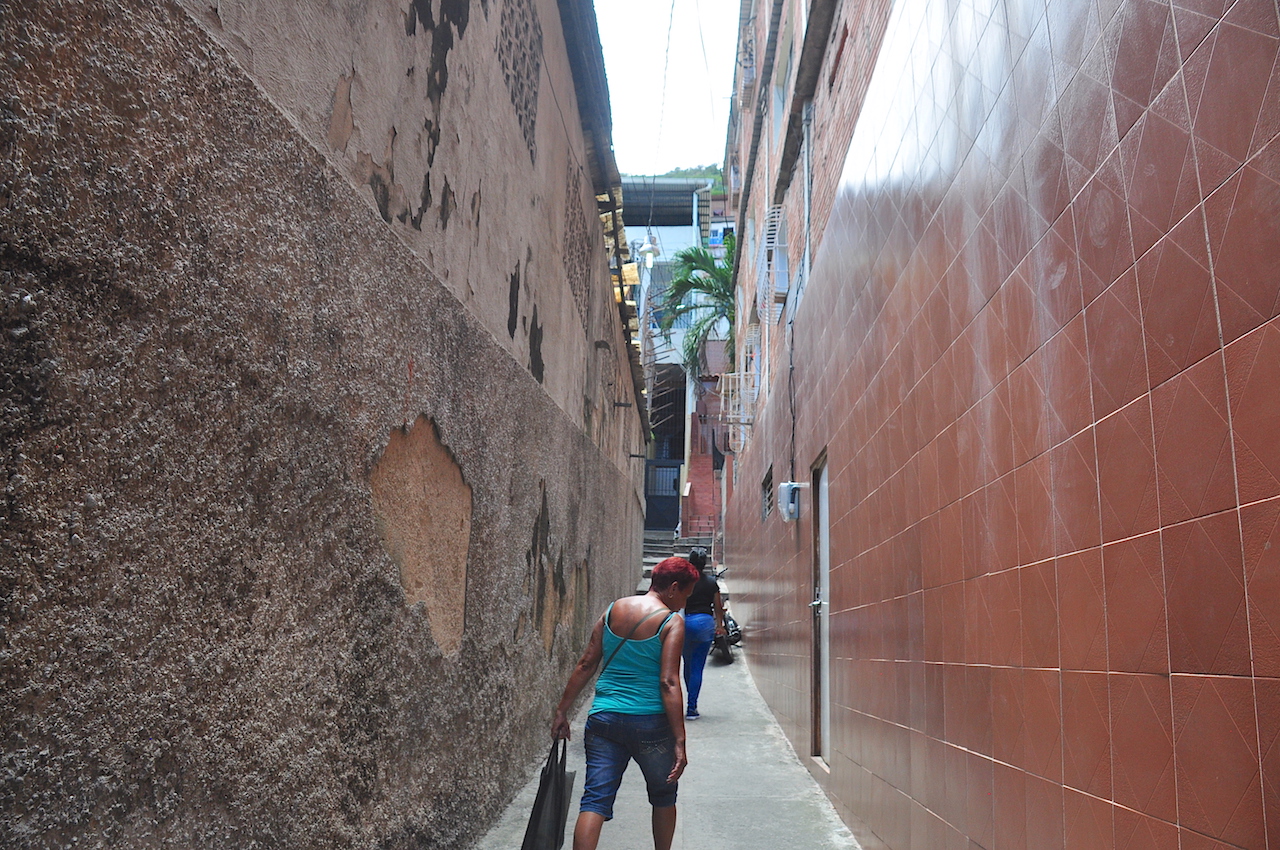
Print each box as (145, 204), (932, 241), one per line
(682, 613), (716, 711)
(580, 712), (678, 819)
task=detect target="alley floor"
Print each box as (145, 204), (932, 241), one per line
(473, 652), (859, 850)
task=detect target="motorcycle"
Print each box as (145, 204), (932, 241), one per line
(710, 568), (742, 663)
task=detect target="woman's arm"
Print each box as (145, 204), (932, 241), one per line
(551, 616), (605, 740)
(658, 615), (688, 783)
(713, 588), (727, 636)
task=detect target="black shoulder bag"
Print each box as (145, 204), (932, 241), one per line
(520, 737), (575, 850)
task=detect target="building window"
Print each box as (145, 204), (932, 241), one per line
(761, 466), (774, 521)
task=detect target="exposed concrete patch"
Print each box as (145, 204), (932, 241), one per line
(370, 415), (471, 656)
(525, 483), (590, 652)
(356, 150), (410, 224)
(507, 259), (521, 337)
(327, 72), (354, 151)
(422, 116), (441, 167)
(439, 177), (456, 229)
(412, 171), (432, 230)
(529, 303), (545, 382)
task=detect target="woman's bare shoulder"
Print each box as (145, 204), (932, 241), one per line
(608, 595), (669, 636)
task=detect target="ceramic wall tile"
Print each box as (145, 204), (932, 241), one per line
(723, 0), (1280, 847)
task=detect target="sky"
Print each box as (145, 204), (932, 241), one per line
(593, 0), (741, 176)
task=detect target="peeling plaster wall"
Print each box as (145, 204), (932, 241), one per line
(370, 415), (472, 657)
(0, 1), (643, 847)
(178, 0), (632, 449)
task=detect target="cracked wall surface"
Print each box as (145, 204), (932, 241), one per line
(177, 0), (628, 458)
(0, 0), (643, 847)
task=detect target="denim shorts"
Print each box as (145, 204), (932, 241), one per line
(580, 712), (678, 819)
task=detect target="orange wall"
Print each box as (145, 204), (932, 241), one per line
(726, 1), (1280, 848)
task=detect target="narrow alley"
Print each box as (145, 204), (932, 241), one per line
(474, 653), (859, 850)
(5, 0), (1280, 848)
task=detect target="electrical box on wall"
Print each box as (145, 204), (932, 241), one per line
(779, 482), (802, 521)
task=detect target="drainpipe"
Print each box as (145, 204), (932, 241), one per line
(802, 99), (813, 295)
(787, 100), (813, 484)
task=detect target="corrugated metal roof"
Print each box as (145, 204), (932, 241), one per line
(620, 177), (712, 227)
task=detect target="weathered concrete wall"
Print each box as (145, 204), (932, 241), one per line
(176, 0), (634, 448)
(0, 1), (643, 847)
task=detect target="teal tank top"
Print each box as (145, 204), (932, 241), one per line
(590, 602), (677, 716)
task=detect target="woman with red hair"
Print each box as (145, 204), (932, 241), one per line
(551, 556), (700, 850)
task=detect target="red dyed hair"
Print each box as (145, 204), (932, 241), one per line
(651, 556), (699, 590)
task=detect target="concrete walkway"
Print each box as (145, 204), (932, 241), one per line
(473, 652), (859, 850)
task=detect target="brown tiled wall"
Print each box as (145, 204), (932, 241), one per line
(726, 1), (1280, 848)
(806, 0), (895, 259)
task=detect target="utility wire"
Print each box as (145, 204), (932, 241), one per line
(647, 0), (679, 231)
(691, 0), (717, 120)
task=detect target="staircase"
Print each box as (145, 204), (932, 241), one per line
(636, 529), (675, 593)
(636, 529), (718, 594)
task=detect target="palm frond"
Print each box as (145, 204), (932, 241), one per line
(652, 233), (736, 374)
(680, 311), (723, 375)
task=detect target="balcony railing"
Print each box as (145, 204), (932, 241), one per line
(718, 369), (759, 453)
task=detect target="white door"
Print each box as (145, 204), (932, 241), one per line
(813, 462), (831, 763)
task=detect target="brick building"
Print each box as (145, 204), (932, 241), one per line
(627, 176), (734, 542)
(724, 0), (1280, 847)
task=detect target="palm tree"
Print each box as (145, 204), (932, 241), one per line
(655, 233), (736, 377)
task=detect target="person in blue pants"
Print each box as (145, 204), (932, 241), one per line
(681, 547), (726, 719)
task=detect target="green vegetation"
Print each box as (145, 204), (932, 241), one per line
(656, 232), (736, 377)
(624, 165), (724, 190)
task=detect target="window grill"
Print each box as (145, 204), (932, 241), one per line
(757, 205), (788, 324)
(719, 320), (761, 453)
(761, 466), (774, 520)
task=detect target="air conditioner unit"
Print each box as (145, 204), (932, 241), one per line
(778, 482), (803, 521)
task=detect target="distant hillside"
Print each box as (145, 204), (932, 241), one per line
(623, 164), (724, 190)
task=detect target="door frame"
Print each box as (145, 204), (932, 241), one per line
(811, 451), (831, 766)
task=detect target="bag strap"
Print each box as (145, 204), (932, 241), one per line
(544, 737), (567, 771)
(599, 606), (669, 675)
